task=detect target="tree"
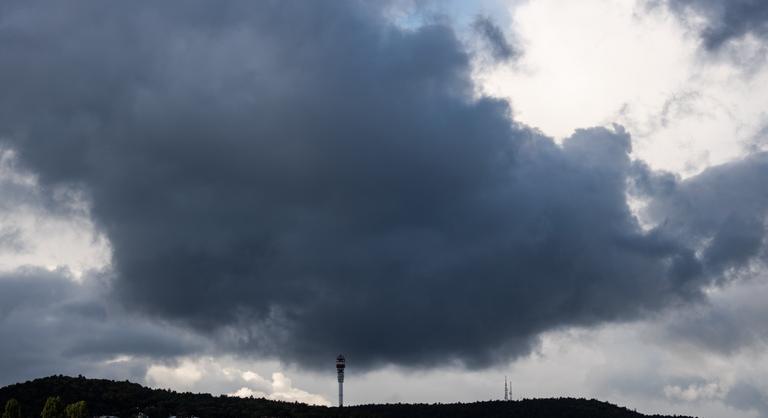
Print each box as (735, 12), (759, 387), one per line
(2, 398), (21, 418)
(40, 396), (63, 418)
(64, 401), (89, 418)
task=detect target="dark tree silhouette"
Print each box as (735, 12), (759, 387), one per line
(0, 375), (697, 418)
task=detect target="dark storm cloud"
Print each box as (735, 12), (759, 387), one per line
(0, 0), (767, 371)
(473, 16), (518, 62)
(639, 153), (768, 277)
(664, 0), (768, 49)
(0, 268), (206, 386)
(636, 154), (768, 355)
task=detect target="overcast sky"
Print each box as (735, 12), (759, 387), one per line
(1, 1), (768, 417)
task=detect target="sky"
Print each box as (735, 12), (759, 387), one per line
(0, 1), (767, 417)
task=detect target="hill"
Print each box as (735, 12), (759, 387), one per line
(0, 375), (696, 418)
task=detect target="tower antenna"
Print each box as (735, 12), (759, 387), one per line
(336, 354), (346, 407)
(504, 376), (508, 401)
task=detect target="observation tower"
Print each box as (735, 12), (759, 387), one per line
(336, 354), (346, 407)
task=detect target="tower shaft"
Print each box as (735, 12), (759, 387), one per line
(336, 354), (346, 408)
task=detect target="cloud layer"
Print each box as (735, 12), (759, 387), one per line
(0, 267), (204, 385)
(0, 0), (766, 374)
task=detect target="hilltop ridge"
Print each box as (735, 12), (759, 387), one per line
(0, 375), (696, 418)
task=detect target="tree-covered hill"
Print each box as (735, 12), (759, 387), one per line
(0, 375), (696, 418)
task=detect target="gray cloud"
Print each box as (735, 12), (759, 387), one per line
(0, 226), (25, 253)
(634, 156), (768, 387)
(473, 16), (519, 62)
(664, 0), (768, 49)
(0, 268), (206, 386)
(653, 272), (768, 356)
(0, 0), (766, 373)
(661, 298), (768, 355)
(638, 153), (768, 278)
(726, 382), (768, 418)
(747, 119), (768, 152)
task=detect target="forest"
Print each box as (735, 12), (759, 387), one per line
(0, 376), (696, 418)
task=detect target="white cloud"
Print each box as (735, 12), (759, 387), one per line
(242, 370), (268, 384)
(476, 0), (694, 139)
(664, 382), (725, 402)
(146, 360), (205, 389)
(477, 0), (768, 177)
(265, 372), (330, 406)
(145, 357), (330, 406)
(0, 147), (111, 279)
(228, 386), (267, 398)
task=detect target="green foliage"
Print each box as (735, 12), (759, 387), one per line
(64, 401), (88, 418)
(40, 396), (63, 418)
(2, 398), (21, 418)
